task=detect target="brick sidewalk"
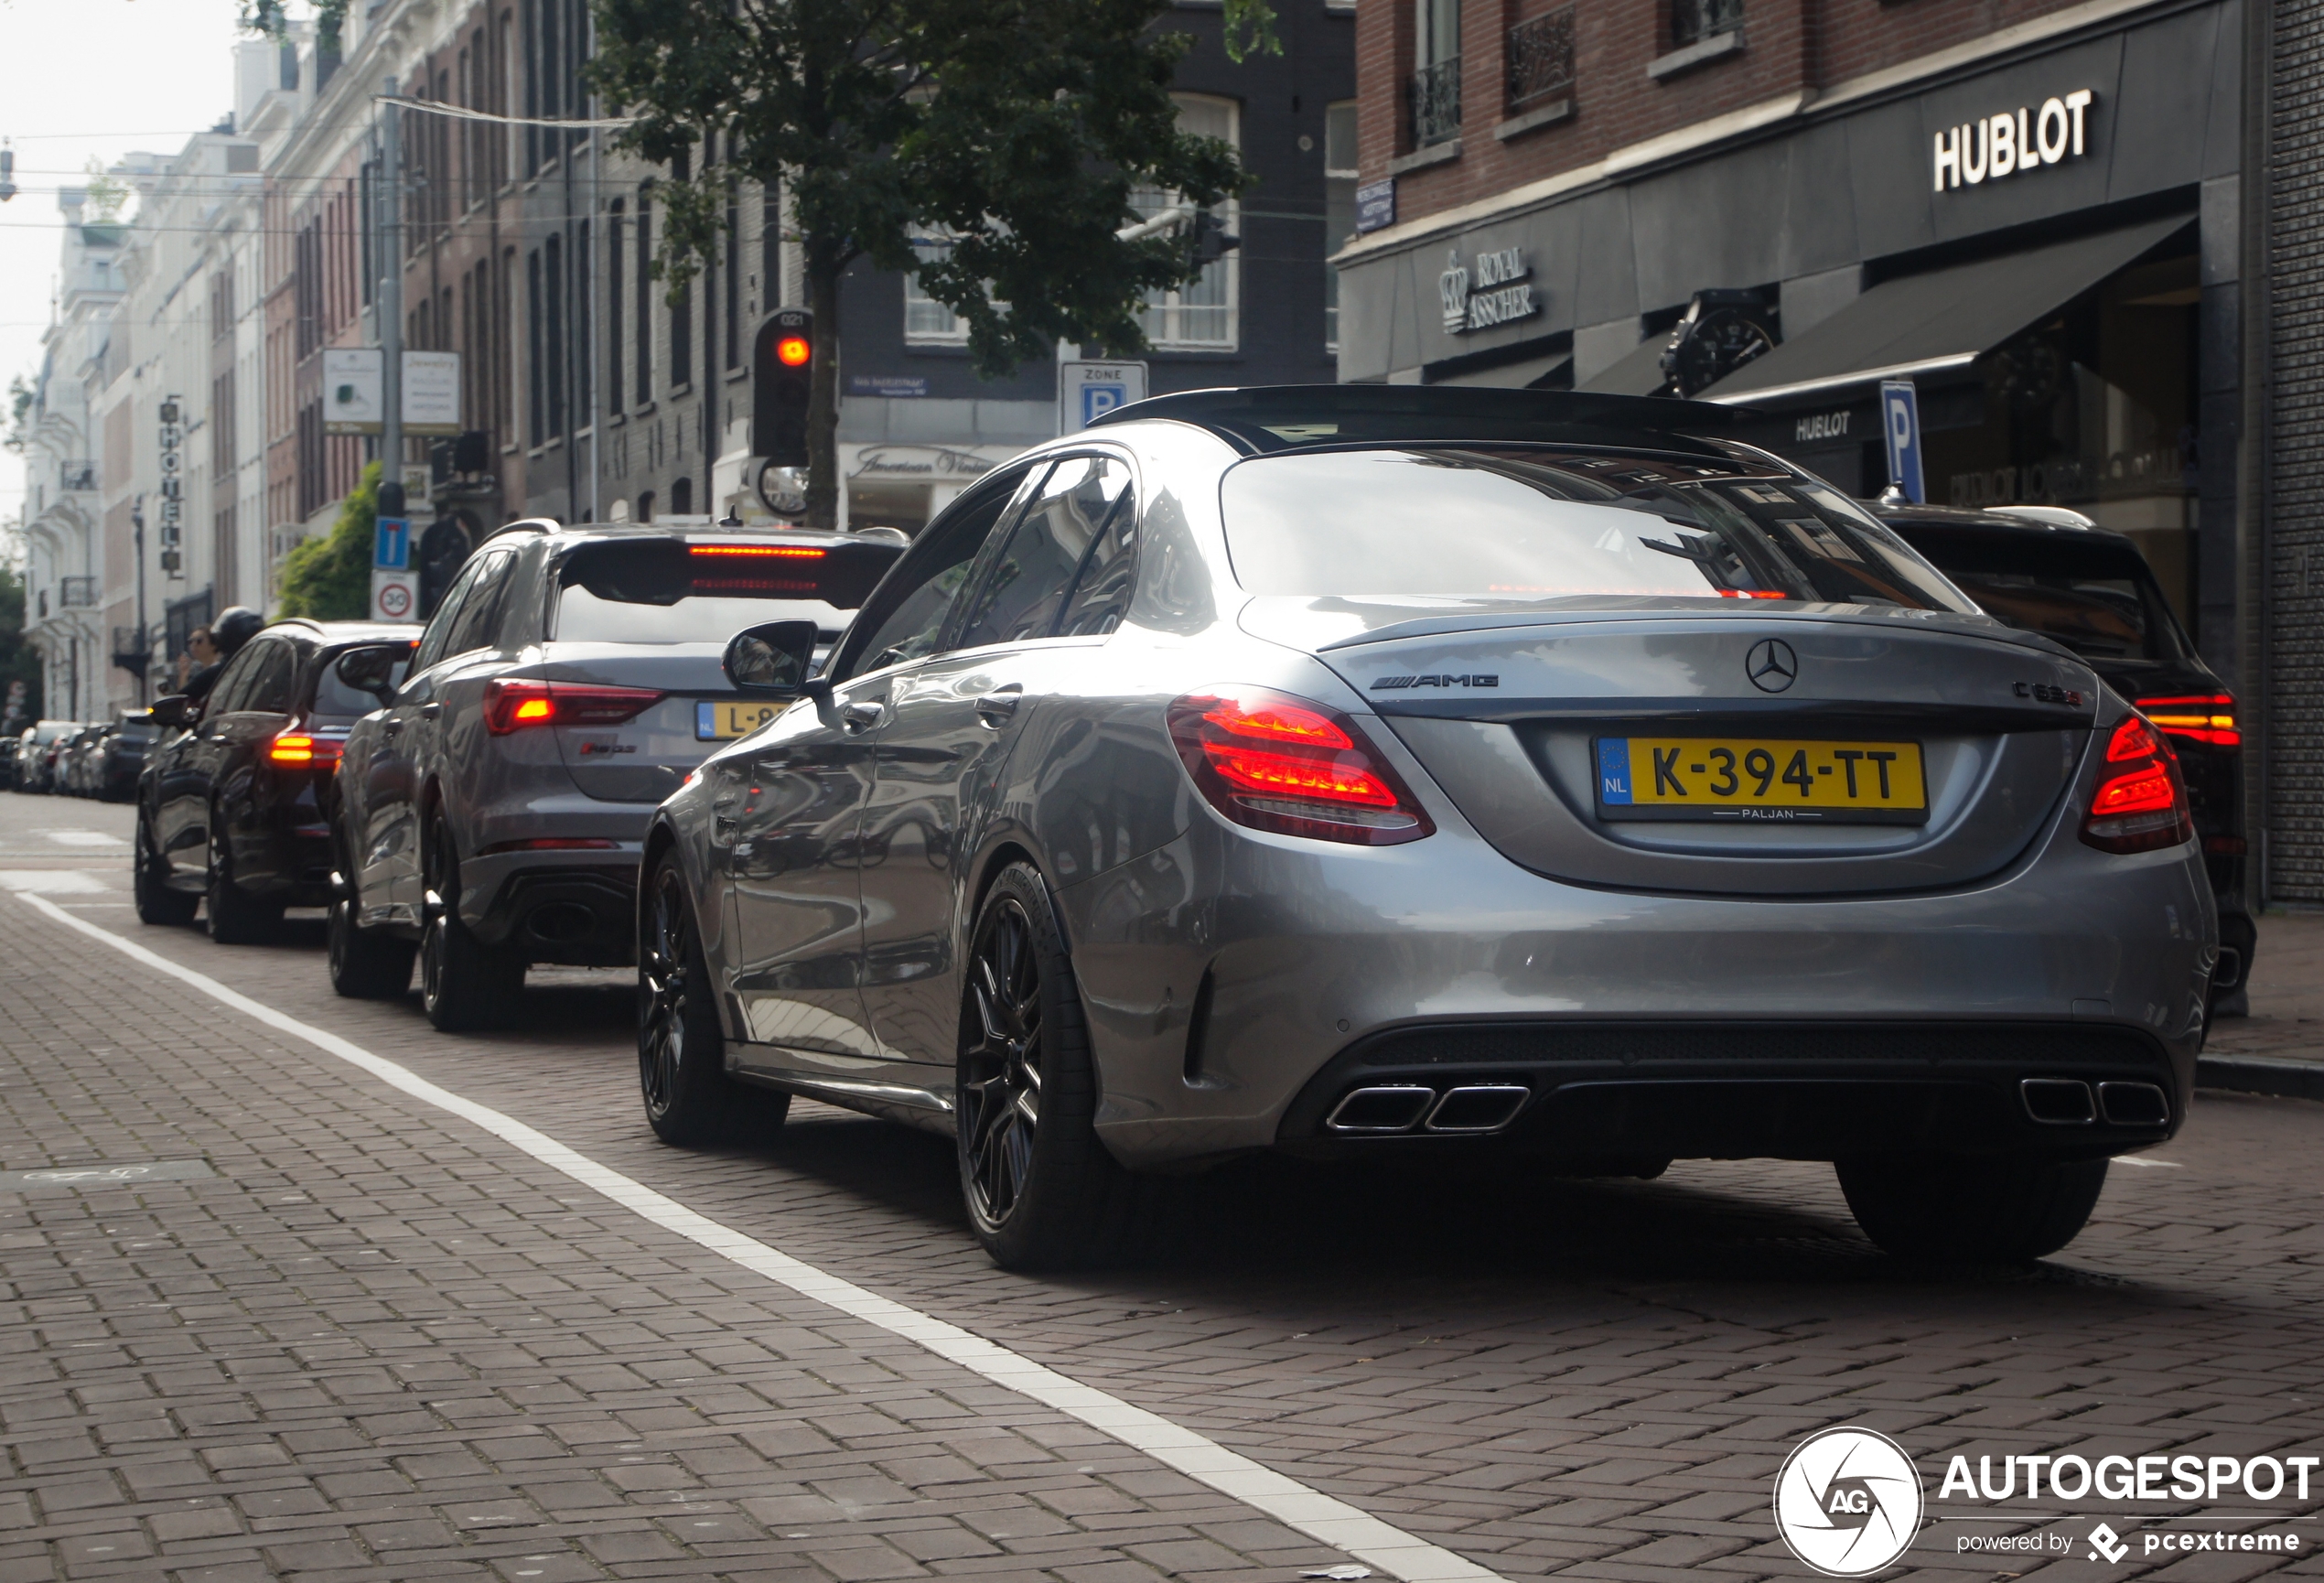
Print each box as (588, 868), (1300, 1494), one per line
(7, 793), (2324, 1580)
(0, 889), (1357, 1583)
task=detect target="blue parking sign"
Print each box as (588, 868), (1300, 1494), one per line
(374, 517), (411, 570)
(1081, 384), (1126, 426)
(1879, 380), (1925, 504)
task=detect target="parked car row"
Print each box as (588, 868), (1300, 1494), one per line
(8, 714), (158, 799)
(123, 387), (2240, 1274)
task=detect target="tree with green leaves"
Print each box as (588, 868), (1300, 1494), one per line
(0, 564), (43, 729)
(277, 460), (380, 620)
(587, 0), (1271, 531)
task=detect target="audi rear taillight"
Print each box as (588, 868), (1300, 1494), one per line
(267, 727), (343, 769)
(1167, 687), (1433, 846)
(2082, 714), (2194, 855)
(484, 679), (666, 734)
(2136, 693), (2239, 748)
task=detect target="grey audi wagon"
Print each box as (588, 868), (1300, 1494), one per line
(636, 386), (2216, 1270)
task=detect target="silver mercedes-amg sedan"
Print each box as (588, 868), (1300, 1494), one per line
(637, 386), (2216, 1270)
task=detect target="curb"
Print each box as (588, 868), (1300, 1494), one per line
(2196, 1054), (2324, 1102)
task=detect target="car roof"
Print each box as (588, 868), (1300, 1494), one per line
(1869, 501), (2142, 549)
(1088, 382), (1759, 457)
(261, 618), (424, 646)
(485, 518), (883, 553)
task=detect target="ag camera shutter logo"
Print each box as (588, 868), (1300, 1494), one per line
(1774, 1427), (1924, 1577)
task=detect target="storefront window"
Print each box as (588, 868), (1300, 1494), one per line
(1925, 247), (2200, 626)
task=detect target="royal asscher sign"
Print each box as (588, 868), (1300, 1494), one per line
(1933, 89), (2094, 190)
(1439, 245), (1540, 334)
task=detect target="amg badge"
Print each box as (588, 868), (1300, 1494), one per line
(1372, 673), (1500, 690)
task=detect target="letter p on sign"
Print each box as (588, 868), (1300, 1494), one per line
(1881, 379), (1925, 503)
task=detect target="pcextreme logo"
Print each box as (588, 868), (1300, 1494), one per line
(1773, 1427), (1924, 1577)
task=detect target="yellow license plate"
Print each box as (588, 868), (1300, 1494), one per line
(1595, 737), (1928, 824)
(696, 700), (784, 740)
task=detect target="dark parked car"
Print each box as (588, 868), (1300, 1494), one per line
(98, 713), (160, 801)
(328, 521), (903, 1030)
(134, 619), (421, 941)
(15, 720), (81, 793)
(1875, 502), (2254, 1012)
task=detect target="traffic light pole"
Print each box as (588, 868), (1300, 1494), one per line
(377, 81), (404, 522)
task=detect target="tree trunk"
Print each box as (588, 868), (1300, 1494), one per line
(805, 251), (843, 533)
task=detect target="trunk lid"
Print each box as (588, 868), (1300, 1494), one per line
(1261, 600), (2100, 897)
(529, 643), (747, 804)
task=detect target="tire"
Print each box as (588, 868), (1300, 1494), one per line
(204, 820), (282, 945)
(134, 817), (199, 927)
(417, 814), (522, 1031)
(1836, 1154), (2109, 1263)
(638, 855), (790, 1147)
(955, 861), (1150, 1270)
(328, 894), (414, 999)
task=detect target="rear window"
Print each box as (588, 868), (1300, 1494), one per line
(1221, 448), (1977, 613)
(311, 657), (410, 722)
(554, 537), (898, 644)
(1891, 525), (2186, 663)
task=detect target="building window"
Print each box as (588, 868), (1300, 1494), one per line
(634, 189), (654, 404)
(1324, 100), (1358, 353)
(1411, 0), (1461, 146)
(1672, 0), (1743, 48)
(762, 180), (783, 307)
(545, 232), (566, 437)
(671, 477), (692, 515)
(1134, 94), (1241, 350)
(636, 488), (655, 522)
(670, 266), (693, 390)
(608, 200), (625, 415)
(904, 239), (970, 344)
(526, 247), (544, 446)
(575, 221), (591, 427)
(725, 189), (742, 371)
(1506, 5), (1576, 111)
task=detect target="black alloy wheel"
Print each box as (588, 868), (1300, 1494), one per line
(204, 813), (281, 945)
(133, 815), (198, 927)
(955, 862), (1148, 1270)
(639, 855), (788, 1146)
(418, 814), (522, 1031)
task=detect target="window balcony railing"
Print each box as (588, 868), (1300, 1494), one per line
(1410, 57), (1463, 148)
(1672, 0), (1744, 48)
(59, 576), (98, 608)
(111, 626), (150, 674)
(1506, 7), (1576, 111)
(59, 460), (96, 492)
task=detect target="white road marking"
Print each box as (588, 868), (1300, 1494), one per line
(0, 871), (105, 893)
(16, 893), (1505, 1583)
(42, 830), (124, 846)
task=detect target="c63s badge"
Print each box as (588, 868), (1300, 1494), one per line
(1773, 1427), (1924, 1577)
(1372, 673), (1499, 690)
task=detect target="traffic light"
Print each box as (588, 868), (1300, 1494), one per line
(1189, 210), (1240, 268)
(752, 309), (813, 468)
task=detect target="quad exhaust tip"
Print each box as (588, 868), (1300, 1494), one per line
(2020, 1078), (2171, 1129)
(1324, 1082), (1531, 1136)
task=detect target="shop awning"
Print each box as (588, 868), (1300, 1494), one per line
(1700, 213), (2195, 406)
(1574, 333), (1677, 397)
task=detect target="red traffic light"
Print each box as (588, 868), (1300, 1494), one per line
(776, 335), (811, 367)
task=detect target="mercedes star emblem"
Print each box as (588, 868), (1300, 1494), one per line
(1746, 638), (1798, 693)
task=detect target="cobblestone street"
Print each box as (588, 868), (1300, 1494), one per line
(4, 793), (2322, 1583)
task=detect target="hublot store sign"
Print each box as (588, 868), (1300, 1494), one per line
(1933, 89), (2093, 190)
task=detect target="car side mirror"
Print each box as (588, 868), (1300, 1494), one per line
(148, 695), (192, 729)
(723, 619), (819, 695)
(334, 643), (410, 704)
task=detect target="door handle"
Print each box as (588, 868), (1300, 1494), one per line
(382, 718), (403, 738)
(974, 685), (1022, 727)
(418, 702), (442, 721)
(841, 700), (886, 734)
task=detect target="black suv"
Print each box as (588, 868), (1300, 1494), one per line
(135, 619), (422, 941)
(1876, 502), (2254, 1008)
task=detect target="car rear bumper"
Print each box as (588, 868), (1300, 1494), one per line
(1272, 1018), (2183, 1165)
(471, 862), (639, 966)
(1062, 802), (2215, 1170)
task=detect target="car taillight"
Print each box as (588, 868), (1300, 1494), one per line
(2082, 714), (2194, 855)
(483, 679), (666, 734)
(2136, 693), (2239, 748)
(1167, 687), (1433, 846)
(267, 728), (344, 769)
